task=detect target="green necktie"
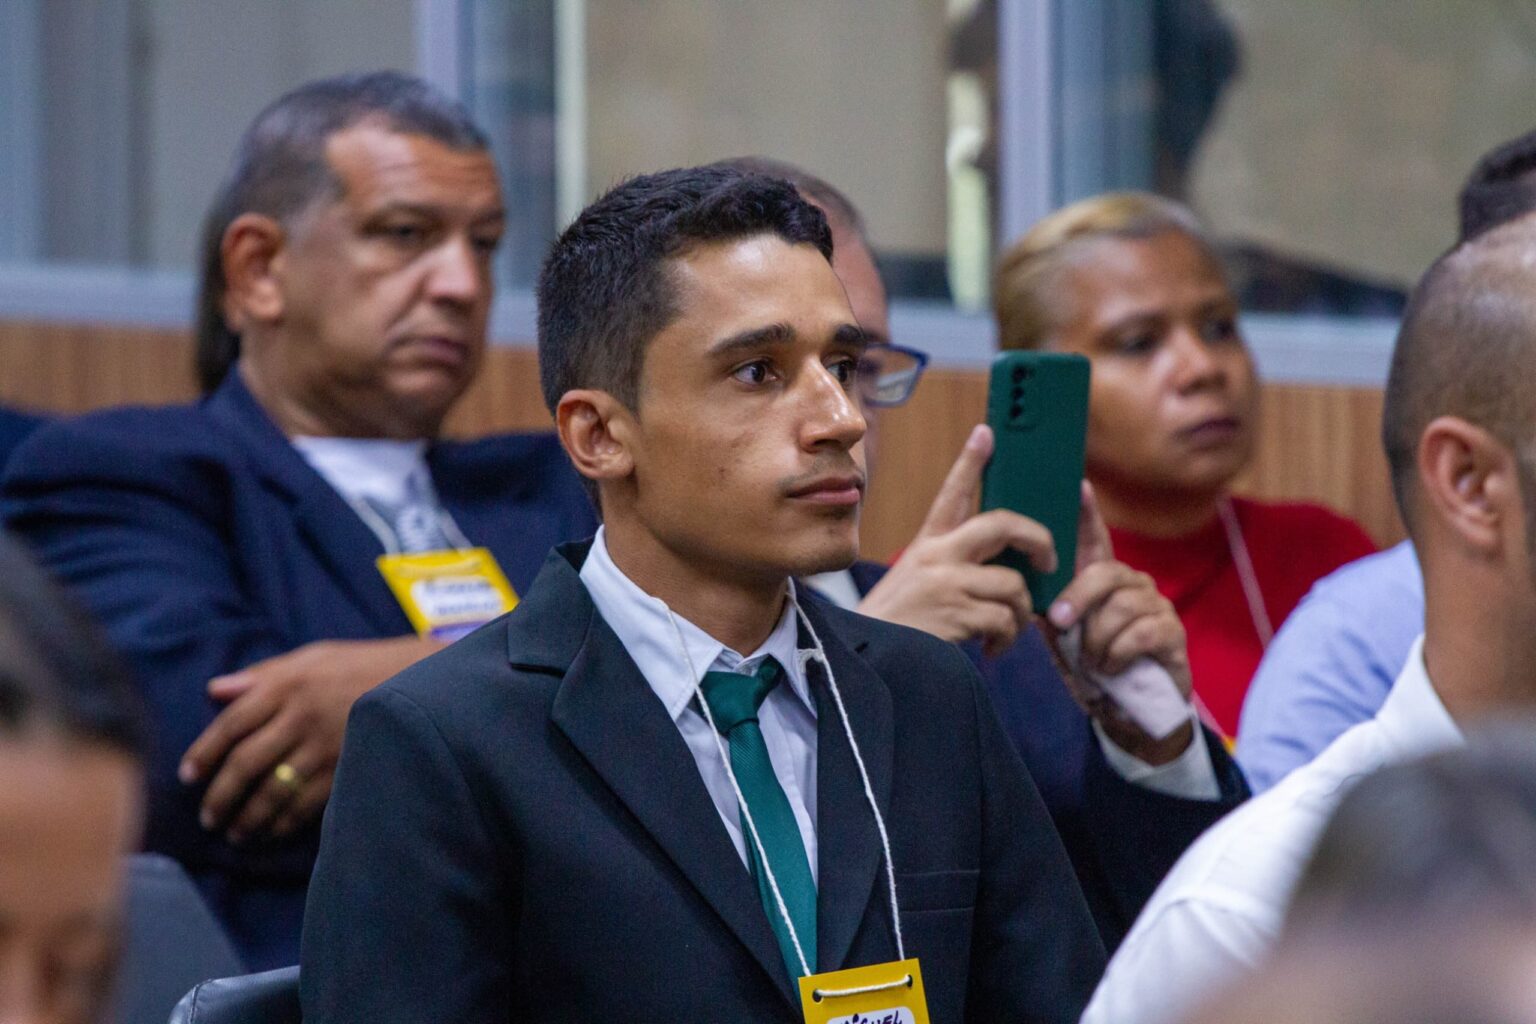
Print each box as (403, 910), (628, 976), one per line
(700, 656), (818, 982)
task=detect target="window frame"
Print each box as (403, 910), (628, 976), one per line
(0, 0), (1398, 384)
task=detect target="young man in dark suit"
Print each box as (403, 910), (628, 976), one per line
(0, 73), (594, 969)
(723, 156), (1248, 950)
(301, 165), (1197, 1021)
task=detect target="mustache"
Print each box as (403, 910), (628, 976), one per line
(779, 453), (866, 495)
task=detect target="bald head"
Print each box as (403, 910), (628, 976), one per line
(1383, 215), (1536, 529)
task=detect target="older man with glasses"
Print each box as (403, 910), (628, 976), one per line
(720, 157), (1249, 952)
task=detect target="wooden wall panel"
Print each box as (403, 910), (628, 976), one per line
(0, 320), (1404, 562)
(0, 321), (198, 412)
(863, 368), (1406, 559)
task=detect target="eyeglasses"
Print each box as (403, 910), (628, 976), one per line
(856, 343), (930, 408)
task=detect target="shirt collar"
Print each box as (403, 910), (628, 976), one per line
(578, 527), (816, 722)
(1376, 634), (1462, 760)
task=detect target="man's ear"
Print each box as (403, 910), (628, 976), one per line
(221, 213), (288, 332)
(1418, 415), (1517, 554)
(556, 389), (637, 490)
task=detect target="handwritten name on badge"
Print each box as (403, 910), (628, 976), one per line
(798, 959), (930, 1024)
(376, 547), (519, 640)
(410, 576), (505, 620)
(830, 1009), (916, 1024)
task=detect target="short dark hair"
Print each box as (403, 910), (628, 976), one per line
(1381, 219), (1536, 528)
(710, 156), (867, 241)
(536, 164), (833, 424)
(195, 70), (490, 394)
(1458, 129), (1536, 243)
(0, 533), (146, 760)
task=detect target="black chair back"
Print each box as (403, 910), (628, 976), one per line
(113, 854), (244, 1024)
(169, 966), (300, 1024)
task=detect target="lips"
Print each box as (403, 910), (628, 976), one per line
(1180, 415), (1242, 447)
(786, 473), (865, 506)
(400, 335), (472, 369)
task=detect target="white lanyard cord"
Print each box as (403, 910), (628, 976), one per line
(793, 598), (907, 964)
(664, 587), (908, 978)
(348, 497), (474, 555)
(1217, 497), (1274, 648)
(667, 609), (813, 979)
(350, 498), (404, 556)
(437, 506), (475, 551)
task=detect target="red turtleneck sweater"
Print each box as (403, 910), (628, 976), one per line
(1108, 498), (1376, 739)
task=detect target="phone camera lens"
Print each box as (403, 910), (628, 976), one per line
(1010, 385), (1023, 400)
(1011, 366), (1026, 382)
(1009, 403), (1023, 419)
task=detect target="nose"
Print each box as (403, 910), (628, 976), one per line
(799, 360), (867, 451)
(1168, 324), (1227, 394)
(426, 234), (489, 310)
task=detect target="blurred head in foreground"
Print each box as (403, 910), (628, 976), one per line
(0, 533), (145, 1022)
(1288, 728), (1536, 935)
(1185, 923), (1536, 1024)
(1186, 732), (1536, 1024)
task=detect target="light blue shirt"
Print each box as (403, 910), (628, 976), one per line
(1235, 540), (1423, 793)
(578, 527), (821, 879)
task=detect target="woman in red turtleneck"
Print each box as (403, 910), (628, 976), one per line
(994, 193), (1375, 740)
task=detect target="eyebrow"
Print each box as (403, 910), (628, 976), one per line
(361, 202), (507, 227)
(707, 321), (868, 359)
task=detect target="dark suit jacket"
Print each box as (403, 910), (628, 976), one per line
(302, 543), (1106, 1023)
(0, 405), (44, 472)
(0, 374), (596, 969)
(843, 561), (1248, 952)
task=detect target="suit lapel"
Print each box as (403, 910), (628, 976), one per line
(804, 602), (896, 973)
(205, 374), (409, 635)
(531, 549), (798, 1008)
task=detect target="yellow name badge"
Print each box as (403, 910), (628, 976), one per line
(798, 959), (930, 1024)
(376, 548), (518, 642)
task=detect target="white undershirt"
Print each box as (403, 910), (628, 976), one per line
(292, 436), (430, 511)
(292, 436), (465, 554)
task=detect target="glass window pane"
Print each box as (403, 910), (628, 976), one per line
(467, 0), (559, 290)
(1054, 0), (1536, 318)
(0, 0), (417, 270)
(470, 0), (998, 308)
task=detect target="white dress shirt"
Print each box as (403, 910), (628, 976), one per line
(292, 436), (430, 509)
(804, 567), (1218, 800)
(1082, 635), (1460, 1024)
(292, 436), (462, 553)
(579, 527), (821, 880)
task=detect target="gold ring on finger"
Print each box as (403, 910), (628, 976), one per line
(273, 762), (302, 792)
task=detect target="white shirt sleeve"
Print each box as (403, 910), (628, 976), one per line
(1094, 713), (1222, 801)
(1081, 895), (1277, 1024)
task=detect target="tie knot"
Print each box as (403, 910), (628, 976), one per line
(700, 657), (784, 735)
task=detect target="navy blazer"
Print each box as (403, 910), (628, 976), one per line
(844, 561), (1248, 952)
(0, 374), (596, 969)
(0, 404), (44, 472)
(302, 543), (1106, 1024)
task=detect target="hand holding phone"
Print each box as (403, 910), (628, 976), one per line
(979, 351), (1091, 610)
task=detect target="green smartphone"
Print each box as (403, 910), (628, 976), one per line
(979, 351), (1091, 610)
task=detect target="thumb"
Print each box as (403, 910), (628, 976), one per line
(917, 424), (993, 539)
